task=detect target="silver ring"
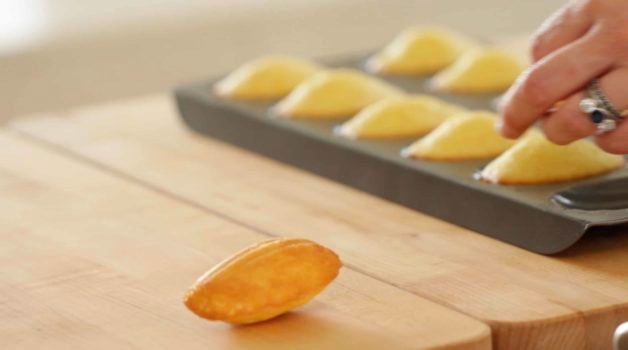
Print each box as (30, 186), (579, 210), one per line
(579, 79), (622, 134)
(588, 79), (622, 118)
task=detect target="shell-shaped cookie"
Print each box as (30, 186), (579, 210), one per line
(431, 48), (524, 93)
(184, 238), (342, 324)
(367, 27), (476, 75)
(214, 56), (321, 100)
(337, 95), (464, 139)
(480, 131), (625, 185)
(403, 111), (515, 160)
(274, 69), (404, 119)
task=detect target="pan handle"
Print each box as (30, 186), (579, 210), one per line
(553, 177), (628, 211)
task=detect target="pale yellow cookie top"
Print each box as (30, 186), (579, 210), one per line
(431, 48), (525, 94)
(403, 111), (515, 160)
(337, 95), (465, 139)
(214, 55), (321, 100)
(274, 69), (404, 119)
(367, 27), (476, 75)
(481, 131), (625, 185)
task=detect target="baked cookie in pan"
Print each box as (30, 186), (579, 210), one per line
(275, 69), (403, 119)
(337, 95), (464, 139)
(430, 48), (524, 94)
(366, 27), (475, 75)
(214, 55), (321, 100)
(403, 111), (515, 160)
(480, 131), (624, 185)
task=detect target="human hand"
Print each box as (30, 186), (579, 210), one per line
(498, 0), (628, 154)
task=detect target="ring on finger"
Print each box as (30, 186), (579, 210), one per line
(579, 79), (625, 134)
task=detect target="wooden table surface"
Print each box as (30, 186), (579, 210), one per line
(3, 94), (628, 349)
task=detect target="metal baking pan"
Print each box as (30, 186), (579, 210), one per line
(173, 54), (628, 254)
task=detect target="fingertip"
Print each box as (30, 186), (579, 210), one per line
(496, 100), (524, 139)
(496, 120), (521, 139)
(496, 84), (521, 123)
(530, 35), (548, 63)
(543, 132), (573, 146)
(494, 117), (504, 132)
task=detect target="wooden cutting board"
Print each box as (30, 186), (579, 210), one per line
(0, 132), (490, 350)
(10, 94), (628, 349)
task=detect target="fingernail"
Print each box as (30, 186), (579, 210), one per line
(494, 118), (504, 131)
(496, 120), (519, 139)
(497, 87), (516, 111)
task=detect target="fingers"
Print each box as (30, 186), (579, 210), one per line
(541, 68), (628, 152)
(596, 118), (628, 154)
(592, 69), (628, 153)
(498, 29), (614, 139)
(530, 0), (594, 62)
(542, 91), (596, 144)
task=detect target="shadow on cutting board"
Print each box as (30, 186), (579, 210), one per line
(225, 309), (417, 350)
(555, 224), (628, 276)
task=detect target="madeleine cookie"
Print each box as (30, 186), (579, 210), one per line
(214, 56), (321, 100)
(367, 27), (475, 75)
(480, 132), (625, 185)
(184, 238), (341, 324)
(403, 111), (515, 160)
(431, 48), (524, 94)
(275, 69), (404, 119)
(337, 95), (464, 139)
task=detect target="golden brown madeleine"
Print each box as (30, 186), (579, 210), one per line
(367, 27), (476, 75)
(480, 131), (625, 185)
(431, 48), (524, 94)
(403, 111), (515, 160)
(337, 95), (465, 139)
(214, 56), (321, 101)
(274, 69), (404, 119)
(184, 238), (342, 324)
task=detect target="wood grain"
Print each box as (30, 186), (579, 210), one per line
(11, 95), (628, 349)
(0, 132), (491, 350)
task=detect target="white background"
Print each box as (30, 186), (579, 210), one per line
(0, 0), (566, 121)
